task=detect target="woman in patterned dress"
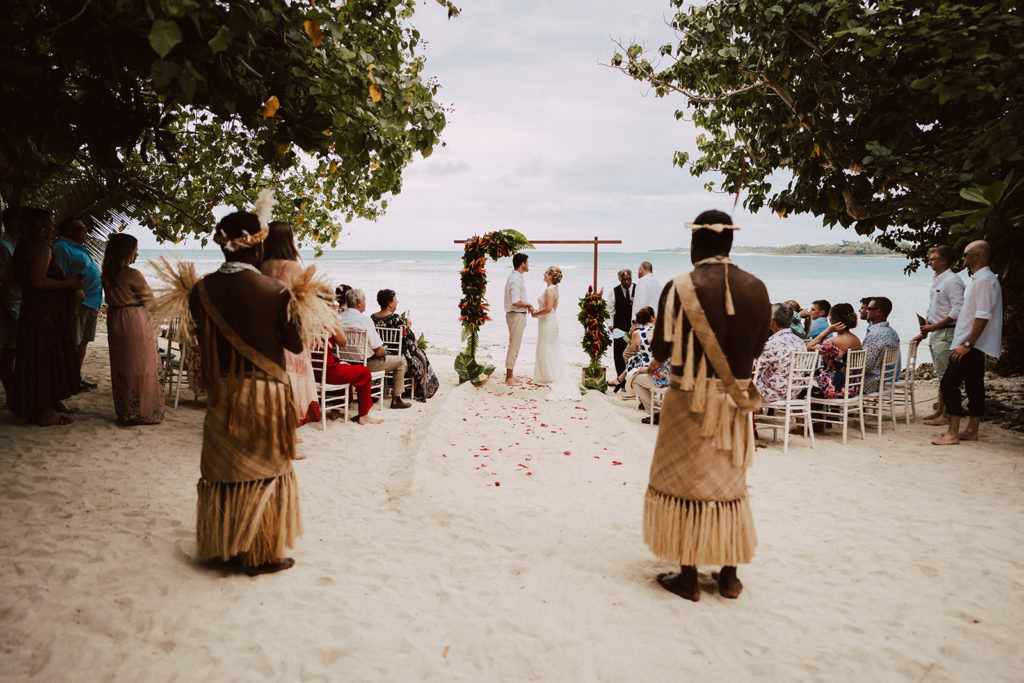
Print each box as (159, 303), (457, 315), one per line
(806, 302), (862, 398)
(607, 305), (656, 392)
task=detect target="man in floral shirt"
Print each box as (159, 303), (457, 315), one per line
(756, 302), (808, 402)
(862, 296), (901, 394)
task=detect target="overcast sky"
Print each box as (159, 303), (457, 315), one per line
(150, 0), (857, 252)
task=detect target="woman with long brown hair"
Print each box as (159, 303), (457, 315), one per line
(9, 207), (82, 425)
(101, 234), (164, 425)
(259, 221), (320, 425)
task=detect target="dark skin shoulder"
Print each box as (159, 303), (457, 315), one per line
(652, 265), (770, 380)
(189, 270), (301, 371)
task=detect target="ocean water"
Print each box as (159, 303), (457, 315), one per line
(138, 248), (945, 369)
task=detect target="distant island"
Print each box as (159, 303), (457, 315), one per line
(652, 241), (903, 257)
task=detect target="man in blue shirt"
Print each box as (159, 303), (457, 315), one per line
(801, 299), (831, 339)
(51, 217), (102, 389)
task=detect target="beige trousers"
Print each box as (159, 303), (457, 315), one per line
(367, 354), (407, 395)
(506, 311), (528, 371)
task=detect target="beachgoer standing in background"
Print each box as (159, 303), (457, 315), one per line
(931, 240), (1002, 446)
(644, 210), (770, 602)
(914, 246), (964, 424)
(503, 252), (533, 385)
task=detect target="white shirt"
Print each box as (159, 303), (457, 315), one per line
(338, 308), (383, 359)
(927, 268), (965, 324)
(632, 273), (662, 318)
(504, 270), (528, 314)
(952, 266), (1002, 358)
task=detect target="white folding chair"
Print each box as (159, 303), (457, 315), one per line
(862, 346), (900, 435)
(335, 327), (386, 411)
(754, 350), (819, 453)
(375, 325), (416, 399)
(160, 317), (189, 408)
(891, 339), (920, 424)
(648, 386), (666, 427)
(810, 348), (867, 445)
(309, 333), (351, 429)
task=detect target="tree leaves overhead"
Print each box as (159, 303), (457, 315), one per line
(0, 0), (462, 246)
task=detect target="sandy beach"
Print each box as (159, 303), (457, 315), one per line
(2, 327), (1022, 681)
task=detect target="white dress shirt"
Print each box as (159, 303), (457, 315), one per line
(338, 308), (383, 359)
(952, 266), (1003, 358)
(504, 270), (528, 314)
(927, 268), (965, 324)
(632, 273), (662, 319)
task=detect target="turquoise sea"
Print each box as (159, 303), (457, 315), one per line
(138, 248), (947, 368)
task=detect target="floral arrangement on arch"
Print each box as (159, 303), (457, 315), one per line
(455, 229), (533, 385)
(577, 286), (611, 392)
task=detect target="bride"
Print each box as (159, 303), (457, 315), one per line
(531, 266), (581, 401)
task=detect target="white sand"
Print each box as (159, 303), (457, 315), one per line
(2, 332), (1022, 681)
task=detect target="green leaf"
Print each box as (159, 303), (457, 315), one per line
(149, 19), (183, 58)
(959, 185), (992, 206)
(208, 26), (232, 54)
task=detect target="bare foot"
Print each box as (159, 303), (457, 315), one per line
(38, 413), (73, 426)
(922, 416), (949, 426)
(53, 401), (78, 414)
(931, 433), (960, 446)
(243, 557), (295, 576)
(921, 411), (943, 421)
(357, 414), (383, 425)
(657, 566), (699, 601)
(957, 431), (978, 441)
(712, 567), (743, 599)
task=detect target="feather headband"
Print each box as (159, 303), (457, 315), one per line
(212, 188), (276, 252)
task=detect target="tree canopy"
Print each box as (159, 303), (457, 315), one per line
(611, 0), (1022, 261)
(1, 0), (458, 245)
(613, 0), (1023, 370)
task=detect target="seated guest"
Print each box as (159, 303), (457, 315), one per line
(607, 305), (656, 393)
(315, 326), (382, 425)
(862, 296), (901, 394)
(756, 302), (808, 402)
(858, 297), (875, 326)
(634, 359), (671, 425)
(807, 302), (862, 398)
(799, 299), (831, 341)
(335, 284), (351, 310)
(370, 288), (438, 400)
(784, 299), (807, 338)
(338, 288), (411, 409)
(101, 234), (165, 425)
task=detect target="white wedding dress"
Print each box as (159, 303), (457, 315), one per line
(533, 286), (581, 401)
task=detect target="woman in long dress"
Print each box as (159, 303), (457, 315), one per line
(531, 266), (581, 401)
(101, 234), (165, 425)
(370, 288), (438, 400)
(260, 221), (320, 425)
(9, 207), (82, 426)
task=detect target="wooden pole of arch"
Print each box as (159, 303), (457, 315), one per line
(454, 236), (623, 291)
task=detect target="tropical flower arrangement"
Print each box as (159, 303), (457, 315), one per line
(577, 286), (611, 392)
(455, 229), (532, 385)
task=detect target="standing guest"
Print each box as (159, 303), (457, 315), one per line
(371, 288), (439, 400)
(188, 207), (303, 575)
(806, 303), (862, 398)
(51, 216), (102, 390)
(9, 207), (83, 426)
(260, 221), (320, 425)
(800, 300), (831, 340)
(913, 246), (965, 423)
(756, 303), (809, 402)
(631, 261), (661, 319)
(339, 288), (411, 409)
(606, 268), (635, 378)
(316, 325), (383, 425)
(0, 207), (23, 403)
(932, 240), (1002, 445)
(645, 210), (770, 602)
(503, 252), (533, 385)
(862, 297), (901, 394)
(101, 234), (164, 425)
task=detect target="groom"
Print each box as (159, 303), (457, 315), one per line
(504, 252), (534, 385)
